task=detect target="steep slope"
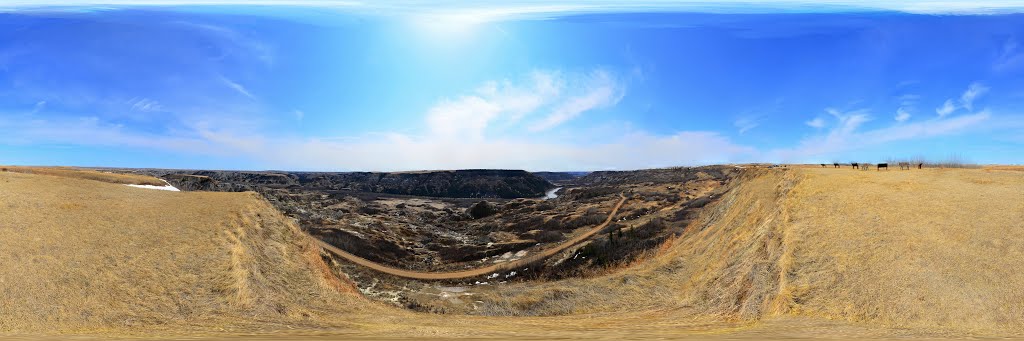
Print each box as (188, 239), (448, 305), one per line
(0, 171), (358, 335)
(462, 167), (798, 317)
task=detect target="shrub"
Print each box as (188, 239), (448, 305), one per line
(466, 201), (499, 219)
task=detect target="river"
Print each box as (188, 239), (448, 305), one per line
(543, 187), (562, 199)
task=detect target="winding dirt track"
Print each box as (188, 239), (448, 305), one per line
(314, 193), (628, 280)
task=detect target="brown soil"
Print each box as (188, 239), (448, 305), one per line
(314, 194), (627, 280)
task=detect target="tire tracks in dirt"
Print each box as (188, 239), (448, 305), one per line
(314, 193), (628, 280)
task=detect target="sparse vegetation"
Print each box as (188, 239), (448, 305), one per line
(883, 153), (979, 168)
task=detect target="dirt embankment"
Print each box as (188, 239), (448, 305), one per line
(450, 167), (799, 316)
(314, 194), (627, 280)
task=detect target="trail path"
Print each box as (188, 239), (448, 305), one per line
(314, 193), (628, 280)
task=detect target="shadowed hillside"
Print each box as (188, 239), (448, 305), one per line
(146, 169), (553, 199)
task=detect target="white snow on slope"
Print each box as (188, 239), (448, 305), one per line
(125, 179), (180, 191)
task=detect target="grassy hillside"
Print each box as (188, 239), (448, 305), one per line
(2, 166), (1022, 339)
(0, 171), (359, 335)
(1, 166), (166, 186)
(398, 166), (1024, 336)
(776, 167), (1024, 333)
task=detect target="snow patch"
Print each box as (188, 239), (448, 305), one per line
(125, 180), (179, 191)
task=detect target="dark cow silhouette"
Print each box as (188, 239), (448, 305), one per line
(877, 163), (888, 171)
(917, 163), (923, 169)
(833, 162), (840, 168)
(899, 162), (911, 170)
(820, 163), (827, 168)
(851, 162), (860, 169)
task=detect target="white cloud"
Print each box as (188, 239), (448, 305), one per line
(423, 69), (623, 140)
(995, 38), (1024, 73)
(259, 129), (753, 171)
(895, 107), (911, 122)
(129, 98), (163, 112)
(0, 102), (1001, 170)
(771, 109), (989, 162)
(832, 109), (871, 135)
(220, 76), (255, 99)
(936, 99), (956, 117)
(896, 92), (917, 122)
(936, 82), (988, 117)
(30, 100), (46, 114)
(426, 95), (503, 140)
(960, 82), (989, 111)
(805, 117), (826, 128)
(529, 70), (622, 131)
(0, 114), (209, 151)
(734, 116), (759, 134)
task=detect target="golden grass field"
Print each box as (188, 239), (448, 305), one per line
(1, 166), (1022, 339)
(0, 166), (166, 186)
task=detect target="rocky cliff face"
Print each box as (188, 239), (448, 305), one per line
(531, 171), (588, 184)
(293, 169), (552, 198)
(572, 166), (737, 186)
(153, 169), (553, 199)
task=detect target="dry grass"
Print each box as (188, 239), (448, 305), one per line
(983, 165), (1024, 171)
(1, 166), (165, 186)
(441, 168), (799, 318)
(3, 167), (1024, 339)
(0, 171), (361, 335)
(776, 167), (1024, 334)
(394, 167), (1024, 338)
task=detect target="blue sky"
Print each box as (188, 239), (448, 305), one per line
(2, 1), (1024, 171)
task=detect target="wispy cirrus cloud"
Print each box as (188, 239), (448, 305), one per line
(129, 98), (163, 112)
(936, 82), (988, 117)
(219, 76), (255, 99)
(734, 116), (760, 134)
(773, 107), (990, 161)
(994, 37), (1024, 73)
(528, 70), (623, 132)
(423, 68), (623, 141)
(805, 117), (826, 128)
(894, 93), (918, 122)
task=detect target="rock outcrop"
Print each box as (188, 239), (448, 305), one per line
(150, 169), (553, 199)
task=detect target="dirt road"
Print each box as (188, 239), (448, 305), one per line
(314, 193), (628, 280)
